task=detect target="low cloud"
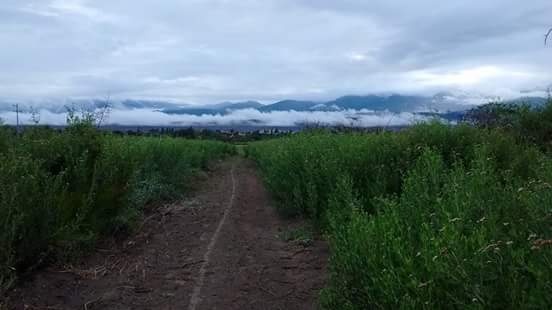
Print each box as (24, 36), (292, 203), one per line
(0, 108), (427, 128)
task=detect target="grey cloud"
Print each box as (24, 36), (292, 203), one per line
(0, 0), (550, 106)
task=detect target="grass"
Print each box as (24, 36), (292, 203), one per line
(248, 103), (552, 309)
(0, 123), (234, 292)
(235, 144), (247, 157)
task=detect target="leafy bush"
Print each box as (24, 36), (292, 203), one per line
(0, 124), (233, 290)
(466, 97), (552, 148)
(0, 154), (59, 288)
(250, 120), (552, 309)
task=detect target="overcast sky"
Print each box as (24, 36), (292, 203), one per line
(1, 0), (551, 104)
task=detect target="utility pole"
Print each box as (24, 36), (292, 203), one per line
(13, 104), (20, 134)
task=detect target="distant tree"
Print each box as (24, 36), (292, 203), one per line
(65, 103), (95, 125)
(65, 96), (112, 128)
(464, 102), (527, 128)
(95, 95), (112, 128)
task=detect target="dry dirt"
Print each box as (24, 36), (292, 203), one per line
(3, 157), (328, 310)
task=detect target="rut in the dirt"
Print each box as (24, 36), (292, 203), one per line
(4, 158), (328, 310)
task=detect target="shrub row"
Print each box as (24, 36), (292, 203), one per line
(0, 124), (234, 290)
(249, 122), (552, 309)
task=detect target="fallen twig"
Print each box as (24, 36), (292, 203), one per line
(181, 260), (204, 269)
(134, 287), (153, 294)
(83, 297), (101, 310)
(258, 286), (277, 297)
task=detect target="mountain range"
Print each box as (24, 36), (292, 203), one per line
(161, 92), (549, 116)
(0, 92), (548, 118)
(161, 92), (486, 116)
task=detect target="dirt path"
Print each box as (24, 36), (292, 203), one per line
(4, 158), (328, 310)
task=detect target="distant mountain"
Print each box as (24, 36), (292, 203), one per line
(258, 100), (320, 112)
(252, 94), (477, 113)
(212, 101), (263, 110)
(253, 94), (479, 114)
(251, 94), (470, 113)
(162, 101), (263, 115)
(118, 100), (184, 110)
(162, 107), (221, 115)
(326, 95), (429, 112)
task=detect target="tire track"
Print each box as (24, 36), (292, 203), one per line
(188, 163), (237, 310)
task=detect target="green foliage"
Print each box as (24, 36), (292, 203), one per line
(464, 102), (529, 128)
(0, 124), (233, 291)
(466, 97), (552, 148)
(250, 120), (552, 309)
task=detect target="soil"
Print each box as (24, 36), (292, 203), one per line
(3, 158), (328, 310)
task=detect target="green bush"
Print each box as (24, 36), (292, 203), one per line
(321, 149), (552, 309)
(466, 97), (552, 148)
(0, 124), (233, 290)
(0, 153), (59, 288)
(250, 121), (552, 309)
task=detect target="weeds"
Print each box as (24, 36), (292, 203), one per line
(250, 104), (552, 308)
(0, 124), (233, 292)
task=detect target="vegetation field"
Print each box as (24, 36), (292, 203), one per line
(0, 122), (234, 291)
(248, 101), (552, 309)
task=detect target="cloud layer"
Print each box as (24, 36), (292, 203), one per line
(0, 0), (551, 104)
(0, 108), (427, 128)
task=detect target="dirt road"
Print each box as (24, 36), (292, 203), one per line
(4, 158), (328, 310)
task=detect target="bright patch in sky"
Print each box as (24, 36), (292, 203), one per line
(411, 66), (535, 87)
